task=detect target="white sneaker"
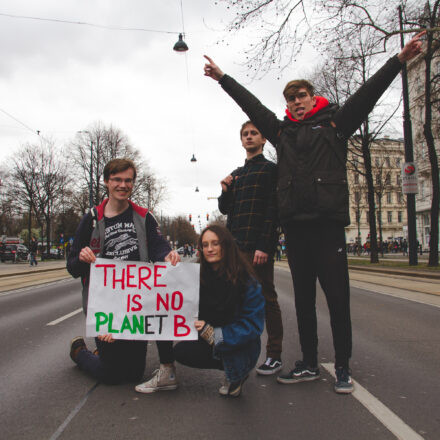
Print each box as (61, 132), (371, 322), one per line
(218, 375), (229, 396)
(135, 364), (178, 394)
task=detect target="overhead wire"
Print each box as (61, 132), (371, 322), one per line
(0, 107), (40, 136)
(0, 12), (180, 34)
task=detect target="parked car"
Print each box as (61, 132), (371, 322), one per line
(0, 244), (29, 263)
(41, 248), (63, 260)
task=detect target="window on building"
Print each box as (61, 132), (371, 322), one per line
(385, 157), (391, 167)
(386, 192), (392, 204)
(375, 157), (380, 167)
(387, 211), (392, 223)
(423, 213), (430, 226)
(354, 191), (361, 203)
(385, 173), (391, 185)
(398, 211), (402, 223)
(397, 192), (403, 203)
(376, 174), (380, 184)
(397, 174), (401, 185)
(396, 157), (401, 167)
(354, 173), (359, 184)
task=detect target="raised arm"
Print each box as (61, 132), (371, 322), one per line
(204, 55), (281, 147)
(333, 31), (426, 139)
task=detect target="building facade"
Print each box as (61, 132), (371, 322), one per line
(345, 137), (407, 245)
(407, 44), (440, 250)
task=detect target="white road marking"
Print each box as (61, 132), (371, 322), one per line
(46, 308), (82, 326)
(49, 383), (99, 440)
(321, 363), (424, 440)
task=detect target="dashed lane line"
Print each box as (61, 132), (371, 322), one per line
(46, 308), (82, 326)
(321, 363), (424, 440)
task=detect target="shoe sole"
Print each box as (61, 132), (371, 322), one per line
(135, 384), (178, 394)
(224, 375), (249, 397)
(334, 385), (354, 394)
(256, 365), (283, 376)
(277, 375), (320, 384)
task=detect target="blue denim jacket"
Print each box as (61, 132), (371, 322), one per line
(213, 279), (265, 382)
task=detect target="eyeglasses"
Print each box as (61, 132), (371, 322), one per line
(108, 177), (134, 184)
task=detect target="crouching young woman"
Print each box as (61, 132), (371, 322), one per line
(173, 224), (265, 397)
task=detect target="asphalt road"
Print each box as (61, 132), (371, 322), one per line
(1, 266), (439, 440)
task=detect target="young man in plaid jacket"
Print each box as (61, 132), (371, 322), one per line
(218, 121), (284, 375)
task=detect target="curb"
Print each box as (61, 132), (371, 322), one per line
(348, 265), (440, 280)
(275, 260), (440, 280)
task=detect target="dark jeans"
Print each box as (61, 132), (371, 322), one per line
(76, 339), (174, 385)
(243, 252), (283, 359)
(284, 221), (352, 369)
(174, 339), (223, 371)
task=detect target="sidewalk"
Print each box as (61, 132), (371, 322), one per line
(0, 259), (67, 278)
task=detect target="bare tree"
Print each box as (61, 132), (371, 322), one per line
(11, 141), (70, 252)
(70, 122), (168, 214)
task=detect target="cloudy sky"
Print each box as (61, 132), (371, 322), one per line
(0, 1), (403, 231)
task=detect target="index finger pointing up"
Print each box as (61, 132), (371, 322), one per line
(204, 54), (214, 64)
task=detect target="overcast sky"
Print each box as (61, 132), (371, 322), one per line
(0, 1), (403, 231)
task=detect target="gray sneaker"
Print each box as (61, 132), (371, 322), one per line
(218, 375), (229, 396)
(135, 364), (178, 393)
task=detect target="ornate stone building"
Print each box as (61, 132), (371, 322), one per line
(407, 45), (440, 250)
(345, 137), (407, 245)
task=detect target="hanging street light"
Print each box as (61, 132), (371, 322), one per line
(190, 154), (197, 162)
(195, 186), (199, 192)
(173, 33), (188, 52)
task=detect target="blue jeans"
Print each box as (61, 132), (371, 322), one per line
(76, 339), (174, 385)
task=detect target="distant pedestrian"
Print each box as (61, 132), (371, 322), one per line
(174, 225), (264, 397)
(29, 237), (38, 266)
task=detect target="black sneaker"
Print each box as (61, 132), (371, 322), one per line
(334, 367), (354, 394)
(70, 336), (87, 363)
(277, 360), (320, 384)
(256, 357), (282, 375)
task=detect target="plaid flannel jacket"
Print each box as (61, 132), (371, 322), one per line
(218, 154), (278, 254)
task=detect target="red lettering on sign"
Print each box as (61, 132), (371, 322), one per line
(174, 315), (190, 337)
(95, 264), (116, 286)
(138, 266), (152, 290)
(131, 294), (142, 312)
(154, 265), (167, 287)
(171, 291), (183, 310)
(112, 268), (125, 290)
(126, 264), (137, 288)
(156, 293), (169, 311)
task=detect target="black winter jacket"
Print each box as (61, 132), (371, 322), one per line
(219, 55), (403, 226)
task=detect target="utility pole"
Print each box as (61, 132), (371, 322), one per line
(399, 5), (418, 265)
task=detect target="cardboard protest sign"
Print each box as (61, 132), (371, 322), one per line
(86, 258), (199, 340)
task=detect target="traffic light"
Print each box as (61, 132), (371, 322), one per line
(189, 214), (192, 222)
(206, 213), (209, 221)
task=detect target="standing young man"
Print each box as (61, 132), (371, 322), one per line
(67, 158), (180, 391)
(204, 32), (424, 393)
(218, 121), (283, 375)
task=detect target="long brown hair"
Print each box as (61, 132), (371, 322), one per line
(198, 224), (255, 286)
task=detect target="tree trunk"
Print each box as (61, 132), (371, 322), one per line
(362, 139), (379, 263)
(423, 35), (439, 267)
